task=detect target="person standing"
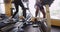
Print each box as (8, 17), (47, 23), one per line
(35, 0), (46, 18)
(11, 0), (26, 19)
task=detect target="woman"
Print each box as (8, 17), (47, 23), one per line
(10, 0), (26, 19)
(35, 0), (46, 18)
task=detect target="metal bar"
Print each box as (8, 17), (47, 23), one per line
(45, 5), (51, 32)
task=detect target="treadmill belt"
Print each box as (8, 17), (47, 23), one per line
(24, 25), (41, 32)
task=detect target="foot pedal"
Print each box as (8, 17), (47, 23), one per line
(33, 24), (38, 27)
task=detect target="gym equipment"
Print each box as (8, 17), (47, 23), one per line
(0, 14), (19, 32)
(17, 0), (49, 32)
(24, 24), (42, 32)
(0, 14), (9, 28)
(16, 16), (48, 32)
(0, 14), (8, 20)
(0, 22), (16, 32)
(0, 0), (53, 32)
(30, 18), (48, 32)
(0, 24), (15, 32)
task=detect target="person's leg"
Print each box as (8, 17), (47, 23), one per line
(40, 6), (46, 18)
(12, 4), (18, 18)
(19, 1), (26, 18)
(35, 6), (39, 17)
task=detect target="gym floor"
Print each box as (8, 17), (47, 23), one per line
(51, 26), (60, 32)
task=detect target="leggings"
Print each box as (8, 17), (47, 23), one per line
(12, 1), (26, 18)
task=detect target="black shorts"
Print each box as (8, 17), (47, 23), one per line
(36, 3), (44, 10)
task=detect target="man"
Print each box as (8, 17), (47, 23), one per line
(35, 0), (46, 18)
(10, 0), (26, 19)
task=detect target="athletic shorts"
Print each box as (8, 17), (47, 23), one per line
(35, 3), (44, 10)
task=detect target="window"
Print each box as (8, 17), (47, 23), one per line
(0, 0), (5, 14)
(50, 0), (60, 19)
